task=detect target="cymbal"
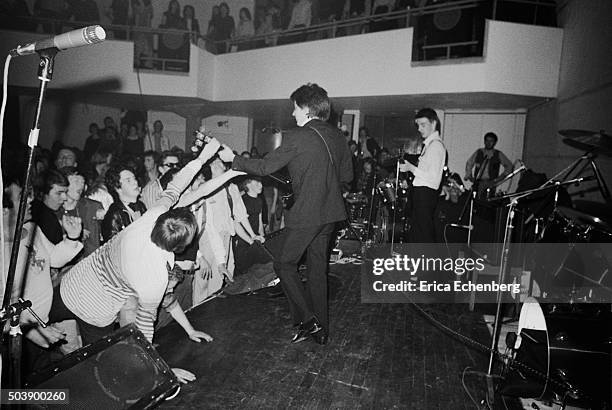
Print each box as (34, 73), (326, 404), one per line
(559, 129), (611, 139)
(557, 200), (612, 234)
(559, 129), (612, 155)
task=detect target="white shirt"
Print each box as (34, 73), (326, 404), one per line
(412, 131), (446, 189)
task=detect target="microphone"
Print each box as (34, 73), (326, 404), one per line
(497, 161), (527, 185)
(10, 25), (106, 57)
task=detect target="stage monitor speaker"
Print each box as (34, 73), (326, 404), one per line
(25, 324), (179, 409)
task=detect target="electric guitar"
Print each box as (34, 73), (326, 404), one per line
(191, 127), (295, 209)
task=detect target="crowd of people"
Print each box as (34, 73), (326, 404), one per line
(1, 110), (288, 382)
(0, 0), (450, 57)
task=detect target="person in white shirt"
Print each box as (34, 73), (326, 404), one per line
(399, 108), (446, 243)
(192, 157), (262, 304)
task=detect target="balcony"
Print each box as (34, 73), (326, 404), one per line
(0, 0), (562, 120)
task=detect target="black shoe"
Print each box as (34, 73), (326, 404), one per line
(291, 328), (310, 343)
(291, 317), (322, 344)
(312, 331), (328, 345)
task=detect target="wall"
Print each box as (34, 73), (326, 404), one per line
(1, 20), (562, 103)
(212, 21), (562, 102)
(444, 111), (526, 192)
(523, 0), (612, 201)
(0, 31), (207, 99)
(18, 97), (121, 149)
(203, 115), (251, 154)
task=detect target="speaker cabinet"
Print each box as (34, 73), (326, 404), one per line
(26, 324), (179, 409)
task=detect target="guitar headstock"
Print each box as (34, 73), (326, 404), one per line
(190, 126), (213, 156)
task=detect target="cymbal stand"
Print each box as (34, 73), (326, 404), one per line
(540, 151), (609, 201)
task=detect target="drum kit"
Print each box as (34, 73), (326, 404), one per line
(344, 165), (413, 244)
(493, 130), (612, 409)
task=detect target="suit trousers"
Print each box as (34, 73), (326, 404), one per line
(409, 186), (439, 244)
(274, 223), (335, 332)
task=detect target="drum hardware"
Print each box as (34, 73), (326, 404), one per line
(501, 297), (612, 408)
(558, 129), (611, 200)
(479, 174), (594, 406)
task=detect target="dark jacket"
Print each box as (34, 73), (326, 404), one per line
(232, 119), (353, 228)
(101, 200), (147, 243)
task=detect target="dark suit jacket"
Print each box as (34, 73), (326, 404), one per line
(101, 200), (147, 243)
(232, 119), (353, 228)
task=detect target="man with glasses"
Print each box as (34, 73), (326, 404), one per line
(141, 151), (181, 209)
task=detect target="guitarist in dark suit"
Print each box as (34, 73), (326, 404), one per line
(218, 83), (353, 345)
(464, 132), (513, 198)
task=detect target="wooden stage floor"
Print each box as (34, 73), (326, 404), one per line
(156, 258), (492, 409)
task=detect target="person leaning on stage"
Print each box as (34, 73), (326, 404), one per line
(48, 137), (244, 383)
(218, 83), (353, 345)
(399, 108), (447, 243)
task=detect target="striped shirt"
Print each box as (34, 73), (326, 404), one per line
(60, 159), (203, 342)
(141, 179), (163, 210)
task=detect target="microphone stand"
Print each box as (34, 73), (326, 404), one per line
(390, 153), (402, 255)
(0, 48), (58, 389)
(366, 171), (378, 243)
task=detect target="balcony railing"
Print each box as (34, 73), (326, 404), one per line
(0, 0), (556, 73)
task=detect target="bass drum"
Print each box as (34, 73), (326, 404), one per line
(503, 297), (612, 407)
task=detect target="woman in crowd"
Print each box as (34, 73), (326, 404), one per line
(234, 7), (255, 50)
(215, 2), (235, 53)
(183, 4), (200, 44)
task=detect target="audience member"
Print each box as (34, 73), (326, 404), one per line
(101, 163), (146, 243)
(53, 147), (78, 170)
(358, 126), (381, 159)
(370, 0), (397, 32)
(183, 5), (200, 44)
(255, 6), (281, 47)
(132, 0), (154, 68)
(10, 191), (83, 372)
(141, 151), (180, 209)
(215, 2), (235, 53)
(122, 124), (145, 157)
(107, 0), (130, 39)
(31, 169), (70, 247)
(234, 7), (255, 50)
(59, 166), (104, 258)
(144, 120), (170, 152)
(68, 0), (99, 23)
(141, 150), (160, 186)
(82, 123), (101, 162)
(234, 177), (268, 275)
(193, 157), (257, 303)
(342, 0), (371, 35)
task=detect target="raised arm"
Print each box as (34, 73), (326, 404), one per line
(175, 169), (245, 208)
(154, 138), (222, 210)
